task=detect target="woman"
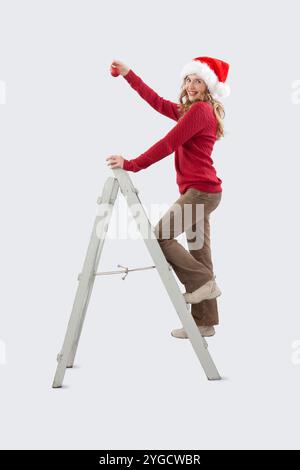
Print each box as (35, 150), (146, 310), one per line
(106, 56), (230, 338)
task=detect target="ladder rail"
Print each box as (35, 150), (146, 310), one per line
(52, 177), (119, 387)
(114, 169), (221, 380)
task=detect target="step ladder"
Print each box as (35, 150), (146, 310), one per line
(52, 169), (221, 388)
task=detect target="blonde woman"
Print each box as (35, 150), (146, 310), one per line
(106, 56), (230, 338)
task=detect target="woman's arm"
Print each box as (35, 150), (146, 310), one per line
(123, 102), (209, 172)
(123, 69), (180, 121)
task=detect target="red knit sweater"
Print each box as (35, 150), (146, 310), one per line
(122, 69), (222, 194)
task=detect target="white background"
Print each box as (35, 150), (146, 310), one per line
(0, 0), (300, 450)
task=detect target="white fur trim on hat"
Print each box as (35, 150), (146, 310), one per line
(213, 80), (231, 98)
(180, 60), (230, 99)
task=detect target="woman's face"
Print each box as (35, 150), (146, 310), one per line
(185, 74), (207, 100)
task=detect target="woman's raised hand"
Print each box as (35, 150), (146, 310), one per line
(110, 60), (130, 77)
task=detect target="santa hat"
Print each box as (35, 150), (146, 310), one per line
(180, 56), (230, 100)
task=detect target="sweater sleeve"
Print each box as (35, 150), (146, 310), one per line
(123, 102), (208, 173)
(123, 69), (180, 121)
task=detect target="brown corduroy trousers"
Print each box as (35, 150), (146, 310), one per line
(153, 188), (222, 326)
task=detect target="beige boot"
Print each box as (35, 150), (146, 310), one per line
(183, 277), (221, 304)
(171, 325), (215, 339)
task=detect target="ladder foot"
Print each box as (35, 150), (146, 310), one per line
(52, 384), (62, 389)
(207, 375), (222, 381)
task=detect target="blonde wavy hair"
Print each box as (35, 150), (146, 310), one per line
(177, 76), (226, 140)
